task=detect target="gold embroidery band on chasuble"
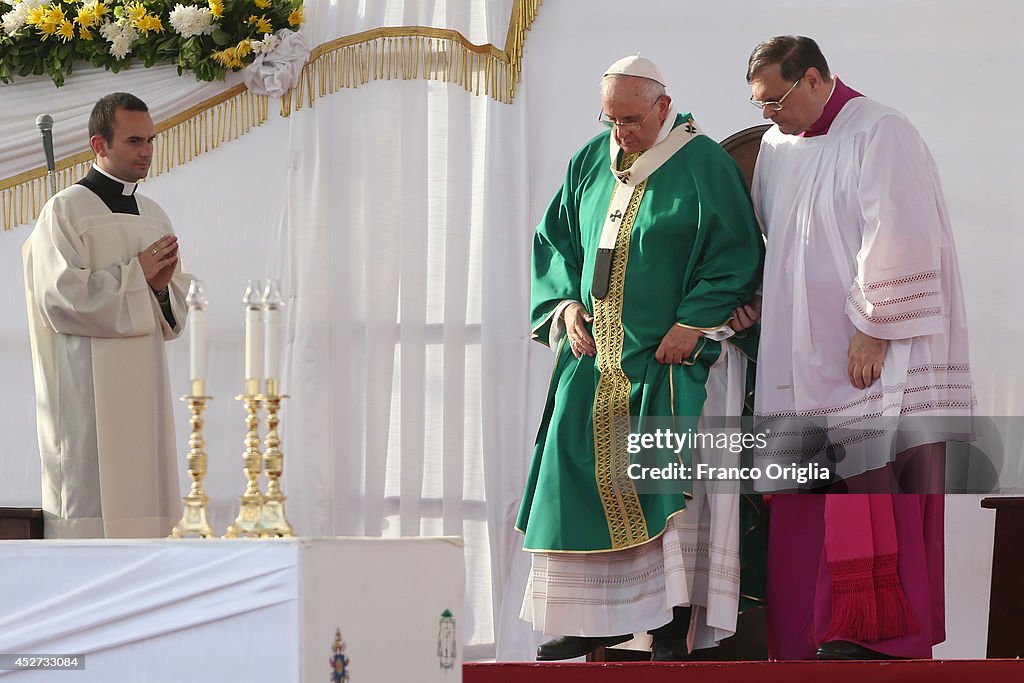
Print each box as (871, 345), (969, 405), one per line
(591, 152), (649, 550)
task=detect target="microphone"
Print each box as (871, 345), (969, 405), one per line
(35, 114), (57, 196)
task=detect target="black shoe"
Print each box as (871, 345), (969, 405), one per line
(648, 605), (691, 661)
(536, 634), (632, 661)
(650, 639), (688, 662)
(816, 640), (906, 660)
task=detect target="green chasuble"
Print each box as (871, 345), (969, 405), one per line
(516, 114), (764, 554)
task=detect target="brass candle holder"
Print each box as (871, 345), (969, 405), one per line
(224, 384), (264, 538)
(170, 391), (214, 538)
(259, 378), (294, 537)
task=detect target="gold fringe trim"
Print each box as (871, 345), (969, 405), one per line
(0, 86), (269, 231)
(1, 0), (541, 230)
(280, 0), (541, 116)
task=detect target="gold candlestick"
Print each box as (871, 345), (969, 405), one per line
(170, 394), (214, 539)
(259, 381), (294, 537)
(224, 391), (264, 538)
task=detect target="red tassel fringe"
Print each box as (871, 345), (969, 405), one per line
(823, 554), (918, 643)
(872, 554), (919, 640)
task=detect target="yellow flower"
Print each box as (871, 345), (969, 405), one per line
(287, 6), (302, 27)
(94, 2), (109, 19)
(79, 25), (94, 40)
(251, 15), (271, 34)
(43, 5), (66, 25)
(254, 0), (271, 7)
(56, 18), (75, 41)
(138, 14), (163, 33)
(208, 0), (223, 19)
(25, 6), (47, 26)
(35, 6), (65, 36)
(213, 46), (243, 69)
(76, 5), (98, 28)
(212, 47), (233, 66)
(235, 39), (252, 58)
(124, 1), (146, 24)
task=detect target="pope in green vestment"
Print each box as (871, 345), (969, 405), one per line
(515, 111), (764, 555)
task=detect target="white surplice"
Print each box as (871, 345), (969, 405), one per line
(751, 98), (974, 482)
(23, 185), (189, 538)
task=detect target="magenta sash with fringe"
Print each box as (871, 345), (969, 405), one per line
(822, 494), (918, 642)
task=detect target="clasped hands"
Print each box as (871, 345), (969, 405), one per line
(138, 235), (178, 293)
(562, 302), (701, 364)
(728, 295), (888, 389)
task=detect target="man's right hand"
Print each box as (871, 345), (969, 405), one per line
(563, 302), (595, 358)
(729, 295), (762, 332)
(139, 235), (179, 292)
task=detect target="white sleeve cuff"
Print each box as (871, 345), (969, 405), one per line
(548, 300), (577, 350)
(701, 324), (735, 342)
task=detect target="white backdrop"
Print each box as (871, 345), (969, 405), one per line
(0, 0), (1021, 663)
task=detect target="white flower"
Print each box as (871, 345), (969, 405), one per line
(110, 35), (133, 59)
(99, 20), (120, 42)
(2, 0), (45, 36)
(250, 32), (279, 55)
(101, 20), (139, 59)
(1, 9), (23, 36)
(168, 3), (216, 39)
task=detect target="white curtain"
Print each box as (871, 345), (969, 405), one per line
(270, 0), (527, 660)
(280, 54), (528, 665)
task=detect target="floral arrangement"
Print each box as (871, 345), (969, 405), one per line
(0, 0), (303, 86)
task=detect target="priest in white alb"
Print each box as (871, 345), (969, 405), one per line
(23, 92), (190, 539)
(736, 36), (974, 661)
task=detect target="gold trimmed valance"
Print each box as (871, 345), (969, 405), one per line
(281, 0), (540, 114)
(0, 0), (541, 231)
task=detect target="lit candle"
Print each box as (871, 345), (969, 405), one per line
(243, 280), (262, 396)
(262, 279), (284, 396)
(186, 279), (208, 396)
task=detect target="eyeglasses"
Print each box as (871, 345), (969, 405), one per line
(749, 78), (801, 112)
(598, 97), (662, 131)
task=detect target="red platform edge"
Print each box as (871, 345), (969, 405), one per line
(464, 660), (1024, 683)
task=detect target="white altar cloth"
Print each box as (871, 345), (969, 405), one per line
(0, 537), (464, 681)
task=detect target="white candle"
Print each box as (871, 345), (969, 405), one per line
(262, 279), (284, 395)
(186, 279), (208, 396)
(264, 305), (280, 386)
(245, 306), (262, 382)
(189, 307), (206, 384)
(243, 280), (262, 393)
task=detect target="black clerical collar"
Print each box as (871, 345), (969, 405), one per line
(77, 166), (140, 215)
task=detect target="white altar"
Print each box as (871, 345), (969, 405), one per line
(0, 537), (465, 681)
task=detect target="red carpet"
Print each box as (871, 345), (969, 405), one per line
(465, 660), (1024, 682)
